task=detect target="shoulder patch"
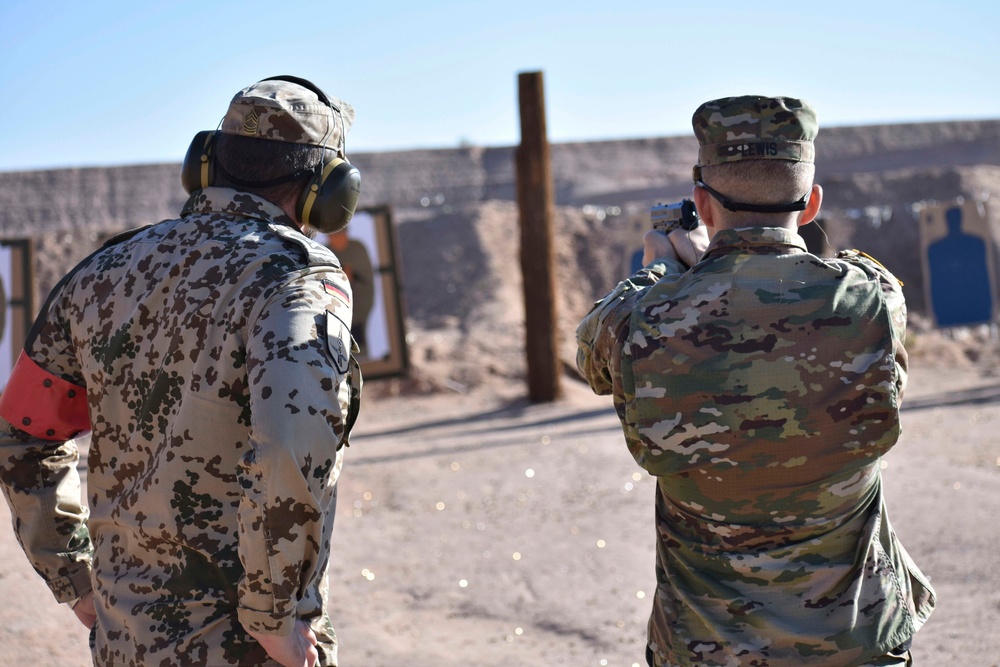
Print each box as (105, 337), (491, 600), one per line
(322, 279), (351, 307)
(325, 312), (351, 375)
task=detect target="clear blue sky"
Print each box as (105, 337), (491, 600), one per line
(2, 0), (997, 172)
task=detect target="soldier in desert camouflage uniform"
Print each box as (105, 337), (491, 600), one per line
(0, 77), (362, 667)
(576, 96), (935, 666)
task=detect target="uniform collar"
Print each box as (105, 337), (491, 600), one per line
(703, 226), (809, 257)
(181, 187), (298, 229)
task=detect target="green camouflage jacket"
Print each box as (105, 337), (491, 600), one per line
(577, 227), (935, 666)
(0, 188), (359, 666)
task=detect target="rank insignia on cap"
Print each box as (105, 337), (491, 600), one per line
(242, 108), (260, 136)
(322, 278), (351, 306)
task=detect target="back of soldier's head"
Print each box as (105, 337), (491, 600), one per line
(691, 95), (818, 226)
(213, 78), (353, 203)
(181, 77), (358, 213)
(213, 134), (334, 204)
(701, 160), (815, 205)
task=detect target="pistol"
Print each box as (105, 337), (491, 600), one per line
(650, 199), (700, 233)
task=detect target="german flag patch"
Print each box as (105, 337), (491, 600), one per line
(322, 278), (351, 306)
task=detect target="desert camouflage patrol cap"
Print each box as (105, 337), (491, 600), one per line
(692, 95), (817, 168)
(221, 77), (355, 153)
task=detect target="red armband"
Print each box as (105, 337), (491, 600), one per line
(0, 351), (89, 440)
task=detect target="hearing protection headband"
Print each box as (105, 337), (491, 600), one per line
(259, 74), (347, 157)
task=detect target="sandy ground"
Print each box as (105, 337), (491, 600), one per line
(1, 363), (998, 667)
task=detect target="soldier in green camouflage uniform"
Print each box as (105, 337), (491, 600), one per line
(0, 77), (362, 667)
(576, 96), (935, 666)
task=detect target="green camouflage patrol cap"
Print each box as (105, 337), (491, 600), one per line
(692, 96), (817, 168)
(220, 78), (355, 152)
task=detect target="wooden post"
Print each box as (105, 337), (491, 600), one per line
(515, 71), (561, 402)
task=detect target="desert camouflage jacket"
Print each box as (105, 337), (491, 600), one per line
(577, 227), (935, 666)
(0, 187), (359, 666)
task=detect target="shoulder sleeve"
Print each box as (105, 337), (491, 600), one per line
(575, 260), (678, 395)
(236, 266), (355, 636)
(837, 249), (909, 398)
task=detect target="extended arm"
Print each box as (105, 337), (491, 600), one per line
(576, 224), (707, 395)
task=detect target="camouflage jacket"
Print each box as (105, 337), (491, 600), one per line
(576, 227), (935, 666)
(0, 188), (359, 666)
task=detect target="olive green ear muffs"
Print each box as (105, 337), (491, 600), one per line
(180, 130), (217, 194)
(296, 156), (361, 233)
(178, 75), (362, 233)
